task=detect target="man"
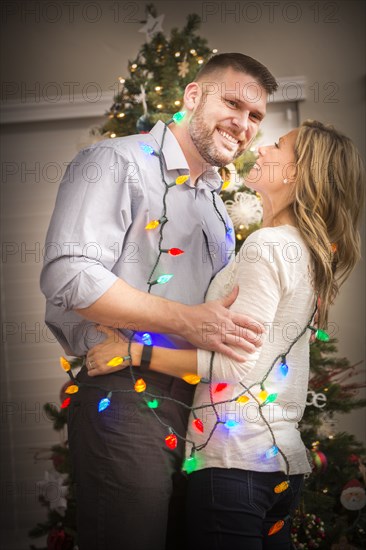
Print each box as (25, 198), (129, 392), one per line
(40, 53), (277, 549)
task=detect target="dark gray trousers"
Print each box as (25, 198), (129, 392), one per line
(68, 365), (194, 550)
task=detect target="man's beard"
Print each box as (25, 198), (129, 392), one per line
(188, 101), (244, 167)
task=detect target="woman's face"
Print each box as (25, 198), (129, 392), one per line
(246, 128), (299, 195)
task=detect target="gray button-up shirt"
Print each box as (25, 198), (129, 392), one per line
(40, 121), (235, 355)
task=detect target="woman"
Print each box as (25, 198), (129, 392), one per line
(85, 120), (364, 548)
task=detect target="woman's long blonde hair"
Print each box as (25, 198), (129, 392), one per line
(293, 120), (365, 328)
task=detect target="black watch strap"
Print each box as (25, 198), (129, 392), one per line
(140, 344), (153, 371)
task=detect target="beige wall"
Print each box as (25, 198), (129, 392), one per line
(1, 1), (365, 547)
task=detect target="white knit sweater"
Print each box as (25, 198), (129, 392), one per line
(185, 225), (315, 475)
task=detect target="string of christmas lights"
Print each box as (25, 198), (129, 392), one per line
(59, 112), (330, 537)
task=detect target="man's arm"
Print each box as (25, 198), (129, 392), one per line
(76, 278), (264, 360)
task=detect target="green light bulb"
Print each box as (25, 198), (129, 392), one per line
(316, 329), (330, 342)
(172, 111), (186, 123)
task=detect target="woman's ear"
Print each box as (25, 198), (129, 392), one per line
(183, 82), (202, 111)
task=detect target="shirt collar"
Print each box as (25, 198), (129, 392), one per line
(149, 120), (223, 192)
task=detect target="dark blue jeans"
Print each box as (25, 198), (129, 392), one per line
(186, 468), (303, 550)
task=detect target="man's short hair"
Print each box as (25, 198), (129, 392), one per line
(195, 52), (278, 95)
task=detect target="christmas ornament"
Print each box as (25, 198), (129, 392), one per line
(178, 57), (189, 78)
(311, 450), (328, 473)
(340, 479), (366, 511)
(291, 512), (325, 549)
(225, 192), (263, 229)
(37, 471), (68, 515)
(139, 13), (165, 41)
(47, 525), (74, 550)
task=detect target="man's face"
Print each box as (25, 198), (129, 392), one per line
(188, 68), (267, 167)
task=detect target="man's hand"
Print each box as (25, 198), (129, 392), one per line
(181, 286), (265, 361)
(86, 326), (131, 377)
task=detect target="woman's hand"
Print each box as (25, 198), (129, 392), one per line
(86, 326), (133, 377)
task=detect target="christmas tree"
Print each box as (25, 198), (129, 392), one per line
(31, 4), (366, 549)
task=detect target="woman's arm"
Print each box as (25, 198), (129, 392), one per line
(86, 325), (198, 378)
(86, 230), (292, 382)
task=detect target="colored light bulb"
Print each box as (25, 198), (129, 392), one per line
(61, 397), (71, 409)
(182, 374), (201, 385)
(279, 361), (288, 378)
(183, 456), (197, 474)
(156, 274), (173, 285)
(193, 418), (204, 433)
(145, 219), (160, 230)
(65, 384), (79, 394)
(221, 180), (230, 190)
(236, 395), (250, 404)
(168, 248), (184, 256)
(274, 481), (289, 494)
(98, 392), (112, 412)
(147, 399), (159, 409)
(316, 329), (330, 342)
(268, 520), (284, 536)
(107, 356), (124, 367)
(226, 227), (233, 235)
(60, 357), (71, 372)
(265, 445), (279, 459)
(134, 378), (146, 393)
(258, 390), (268, 402)
(172, 111), (186, 123)
(263, 393), (278, 406)
(142, 333), (153, 346)
(214, 383), (227, 393)
(139, 143), (154, 155)
(175, 175), (189, 185)
(165, 433), (178, 450)
(224, 419), (238, 429)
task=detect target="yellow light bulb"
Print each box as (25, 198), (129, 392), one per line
(236, 234), (243, 240)
(236, 395), (249, 404)
(174, 52), (181, 57)
(174, 100), (181, 106)
(60, 357), (71, 372)
(134, 378), (146, 393)
(145, 220), (160, 230)
(65, 384), (79, 394)
(155, 86), (162, 91)
(118, 77), (125, 83)
(258, 390), (268, 402)
(176, 175), (189, 185)
(117, 113), (125, 118)
(107, 356), (124, 367)
(182, 374), (201, 385)
(110, 133), (116, 138)
(221, 180), (230, 190)
(157, 104), (163, 109)
(274, 481), (289, 494)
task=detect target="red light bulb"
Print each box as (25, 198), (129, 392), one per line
(165, 433), (178, 450)
(214, 383), (228, 393)
(193, 418), (204, 433)
(169, 248), (184, 256)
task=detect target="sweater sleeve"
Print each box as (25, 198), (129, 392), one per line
(197, 228), (293, 383)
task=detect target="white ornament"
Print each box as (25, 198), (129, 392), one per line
(225, 192), (263, 229)
(139, 14), (165, 41)
(340, 480), (366, 511)
(134, 84), (148, 115)
(37, 470), (68, 515)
